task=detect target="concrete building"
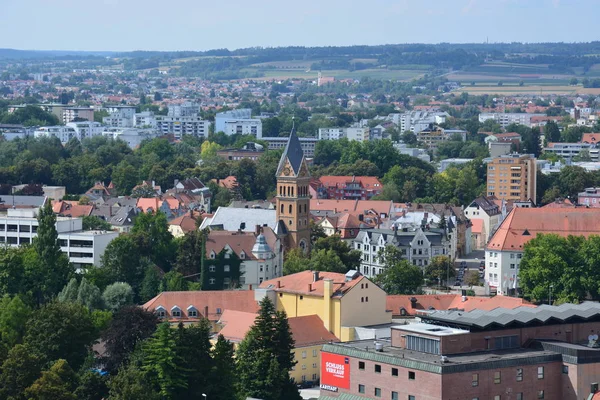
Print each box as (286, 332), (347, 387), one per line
(487, 153), (537, 201)
(479, 112), (546, 128)
(464, 196), (503, 250)
(544, 142), (598, 160)
(102, 128), (159, 149)
(416, 126), (466, 150)
(438, 158), (473, 172)
(262, 136), (318, 158)
(318, 127), (371, 142)
(0, 124), (31, 141)
(0, 208), (117, 268)
(318, 128), (346, 140)
(223, 119), (262, 137)
(353, 227), (452, 278)
(320, 302), (600, 400)
(61, 107), (94, 124)
(394, 111), (449, 133)
(168, 101), (199, 117)
(488, 141), (513, 158)
(34, 126), (76, 143)
(133, 111), (157, 128)
(217, 142), (264, 161)
(486, 208), (600, 295)
(155, 115), (209, 139)
(259, 270), (391, 341)
(393, 143), (431, 162)
(103, 105), (137, 128)
(578, 187), (600, 207)
(66, 121), (104, 141)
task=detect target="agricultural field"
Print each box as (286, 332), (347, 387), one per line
(246, 67), (425, 81)
(455, 84), (600, 95)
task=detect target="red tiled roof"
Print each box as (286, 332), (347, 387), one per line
(142, 290), (259, 322)
(542, 199), (575, 208)
(51, 200), (93, 218)
(218, 311), (340, 346)
(318, 176), (383, 190)
(205, 228), (277, 261)
(581, 133), (600, 144)
(168, 214), (198, 234)
(310, 199), (393, 217)
(470, 218), (484, 234)
(136, 198), (161, 212)
(487, 208), (600, 251)
(386, 294), (534, 316)
(259, 270), (364, 298)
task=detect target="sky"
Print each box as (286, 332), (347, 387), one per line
(1, 0), (598, 52)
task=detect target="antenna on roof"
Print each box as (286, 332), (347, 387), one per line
(291, 115), (296, 134)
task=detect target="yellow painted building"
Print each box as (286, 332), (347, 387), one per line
(260, 270), (391, 341)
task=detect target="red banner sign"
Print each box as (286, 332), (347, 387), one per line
(321, 352), (350, 389)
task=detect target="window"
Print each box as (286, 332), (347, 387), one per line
(209, 278), (215, 285)
(472, 373), (479, 387)
(301, 364), (306, 370)
(224, 265), (230, 272)
(302, 351), (307, 359)
(172, 310), (181, 317)
(538, 366), (544, 379)
(406, 335), (440, 355)
(365, 297), (369, 302)
(562, 365), (569, 374)
(392, 368), (398, 377)
(392, 392), (398, 400)
(301, 374), (306, 381)
(312, 373), (317, 381)
(516, 368), (523, 381)
(313, 349), (318, 357)
(408, 371), (415, 380)
(209, 265), (216, 272)
(358, 384), (365, 394)
(374, 388), (381, 397)
(494, 371), (501, 384)
(516, 394), (523, 400)
(189, 310), (198, 317)
(495, 335), (518, 350)
(494, 396), (501, 400)
(374, 364), (381, 373)
(409, 396), (416, 400)
(359, 361), (365, 370)
(538, 390), (544, 399)
(312, 363), (317, 368)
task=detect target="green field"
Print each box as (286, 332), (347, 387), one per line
(245, 68), (425, 81)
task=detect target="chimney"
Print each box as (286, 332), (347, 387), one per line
(255, 224), (261, 236)
(313, 271), (320, 282)
(204, 306), (209, 319)
(462, 295), (467, 302)
(248, 284), (252, 290)
(276, 280), (281, 289)
(410, 297), (418, 308)
(308, 283), (312, 292)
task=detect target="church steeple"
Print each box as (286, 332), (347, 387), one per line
(275, 124), (311, 253)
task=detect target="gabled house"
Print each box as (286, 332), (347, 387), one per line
(85, 182), (115, 200)
(317, 212), (362, 239)
(108, 205), (138, 233)
(464, 196), (502, 249)
(52, 200), (93, 218)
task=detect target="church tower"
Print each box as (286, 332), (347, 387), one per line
(275, 126), (311, 253)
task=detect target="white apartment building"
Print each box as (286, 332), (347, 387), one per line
(543, 143), (598, 160)
(0, 208), (118, 269)
(102, 128), (159, 149)
(478, 113), (545, 129)
(134, 111), (157, 128)
(223, 119), (262, 138)
(261, 136), (318, 157)
(168, 101), (200, 117)
(62, 107), (94, 124)
(66, 121), (105, 141)
(34, 126), (77, 143)
(103, 106), (137, 128)
(317, 127), (369, 141)
(394, 111), (448, 133)
(155, 115), (210, 139)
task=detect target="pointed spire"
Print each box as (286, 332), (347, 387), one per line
(276, 117), (304, 176)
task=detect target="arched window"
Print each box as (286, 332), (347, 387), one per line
(291, 187), (294, 197)
(289, 204), (292, 214)
(280, 204), (284, 213)
(287, 186), (290, 196)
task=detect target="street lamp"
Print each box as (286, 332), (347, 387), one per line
(202, 395), (207, 399)
(549, 285), (554, 305)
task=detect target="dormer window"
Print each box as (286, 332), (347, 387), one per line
(209, 278), (216, 285)
(210, 251), (216, 259)
(187, 305), (198, 318)
(240, 251), (245, 259)
(171, 306), (182, 318)
(209, 265), (216, 272)
(224, 265), (230, 272)
(225, 252), (230, 259)
(156, 306), (166, 318)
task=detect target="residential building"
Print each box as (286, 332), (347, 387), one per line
(479, 112), (545, 128)
(102, 128), (159, 149)
(0, 208), (117, 268)
(0, 124), (30, 140)
(61, 107), (94, 124)
(66, 121), (104, 141)
(168, 101), (199, 117)
(393, 143), (431, 162)
(544, 142), (597, 160)
(107, 206), (137, 233)
(581, 133), (600, 145)
(320, 302), (600, 400)
(259, 270), (391, 341)
(262, 136), (318, 158)
(416, 126), (466, 150)
(318, 127), (369, 142)
(487, 153), (537, 201)
(317, 213), (362, 239)
(103, 105), (137, 128)
(217, 310), (339, 384)
(438, 158), (473, 172)
(486, 208), (600, 295)
(314, 176), (383, 201)
(155, 115), (209, 139)
(167, 212), (198, 238)
(34, 126), (76, 143)
(353, 227), (452, 278)
(217, 142), (264, 161)
(318, 128), (346, 140)
(200, 206), (277, 232)
(464, 196), (502, 249)
(578, 187), (600, 207)
(395, 111), (449, 133)
(133, 111), (157, 128)
(223, 119), (262, 137)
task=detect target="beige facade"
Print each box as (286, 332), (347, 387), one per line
(487, 154), (537, 201)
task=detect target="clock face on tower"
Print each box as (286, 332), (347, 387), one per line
(283, 166), (291, 176)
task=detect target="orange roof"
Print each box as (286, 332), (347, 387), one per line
(211, 176), (238, 190)
(259, 270), (364, 298)
(386, 294), (534, 316)
(218, 310), (340, 346)
(142, 290), (259, 322)
(487, 208), (600, 251)
(581, 133), (600, 144)
(136, 198), (161, 213)
(470, 218), (484, 234)
(164, 198), (180, 210)
(51, 200), (93, 218)
(310, 199), (393, 217)
(168, 214), (198, 233)
(542, 198), (575, 208)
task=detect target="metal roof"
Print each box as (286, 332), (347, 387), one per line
(422, 302), (600, 330)
(276, 127), (305, 176)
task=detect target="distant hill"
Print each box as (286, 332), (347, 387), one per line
(0, 48), (115, 60)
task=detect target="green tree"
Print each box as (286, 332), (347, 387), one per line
(107, 362), (159, 400)
(24, 302), (96, 369)
(140, 265), (162, 303)
(76, 277), (104, 311)
(0, 295), (32, 348)
(32, 202), (73, 304)
(160, 271), (189, 291)
(174, 319), (213, 398)
(236, 297), (300, 400)
(373, 246), (424, 294)
(545, 121), (561, 143)
(73, 370), (109, 400)
(142, 322), (188, 399)
(101, 306), (158, 371)
(308, 249), (346, 273)
(283, 248), (309, 275)
(82, 215), (112, 231)
(101, 235), (148, 297)
(0, 344), (43, 400)
(313, 234), (361, 270)
(57, 278), (79, 303)
(102, 282), (134, 311)
(24, 359), (78, 400)
(174, 230), (204, 277)
(209, 334), (237, 400)
(423, 256), (456, 286)
(131, 211), (175, 270)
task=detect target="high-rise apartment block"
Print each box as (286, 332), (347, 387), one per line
(487, 154), (537, 201)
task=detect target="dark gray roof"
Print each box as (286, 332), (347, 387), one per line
(354, 228), (446, 246)
(276, 127), (305, 176)
(109, 206), (138, 226)
(422, 302), (600, 330)
(0, 195), (46, 207)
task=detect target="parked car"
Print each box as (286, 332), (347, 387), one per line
(297, 381), (314, 389)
